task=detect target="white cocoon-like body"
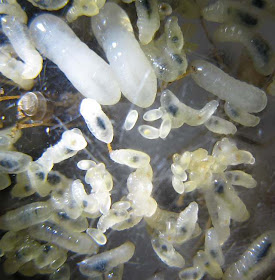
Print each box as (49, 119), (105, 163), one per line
(29, 14), (121, 105)
(191, 60), (267, 113)
(91, 2), (157, 108)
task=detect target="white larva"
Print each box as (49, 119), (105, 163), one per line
(135, 0), (160, 45)
(29, 14), (121, 105)
(0, 0), (27, 23)
(91, 2), (157, 108)
(213, 23), (274, 76)
(78, 241), (135, 277)
(80, 98), (114, 144)
(204, 116), (237, 135)
(223, 231), (275, 280)
(191, 59), (267, 113)
(1, 16), (43, 79)
(123, 110), (139, 131)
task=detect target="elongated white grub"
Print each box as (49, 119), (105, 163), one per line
(78, 241), (135, 277)
(0, 0), (27, 23)
(91, 2), (157, 108)
(191, 59), (267, 113)
(80, 98), (114, 144)
(30, 14), (121, 105)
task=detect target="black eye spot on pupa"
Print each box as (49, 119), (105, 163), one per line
(171, 54), (183, 64)
(47, 173), (61, 185)
(58, 212), (70, 220)
(0, 159), (18, 171)
(43, 245), (52, 253)
(161, 244), (168, 252)
(97, 117), (106, 130)
(36, 171), (45, 180)
(214, 180), (225, 194)
(168, 104), (178, 116)
(93, 259), (108, 273)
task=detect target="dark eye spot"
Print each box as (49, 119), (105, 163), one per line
(47, 173), (61, 185)
(210, 250), (217, 258)
(142, 0), (152, 15)
(43, 245), (52, 253)
(172, 36), (179, 43)
(161, 244), (168, 252)
(214, 180), (225, 194)
(181, 227), (187, 233)
(24, 185), (31, 192)
(15, 251), (23, 260)
(168, 104), (178, 116)
(93, 259), (108, 273)
(36, 172), (45, 180)
(132, 156), (139, 163)
(96, 117), (106, 130)
(205, 261), (210, 267)
(82, 200), (88, 208)
(237, 11), (258, 26)
(57, 189), (64, 195)
(0, 159), (17, 171)
(57, 212), (69, 220)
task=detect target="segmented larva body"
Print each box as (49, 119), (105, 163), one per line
(202, 0), (262, 28)
(0, 201), (52, 231)
(0, 0), (27, 23)
(223, 231), (275, 280)
(29, 14), (121, 105)
(214, 23), (274, 76)
(91, 2), (157, 108)
(1, 15), (43, 79)
(27, 0), (69, 11)
(28, 222), (98, 254)
(135, 0), (160, 45)
(191, 60), (267, 113)
(66, 0), (106, 22)
(78, 241), (135, 277)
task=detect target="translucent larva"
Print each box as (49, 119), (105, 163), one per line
(151, 237), (185, 268)
(0, 201), (52, 231)
(110, 149), (150, 168)
(27, 0), (69, 10)
(202, 0), (261, 28)
(135, 0), (160, 45)
(80, 98), (114, 144)
(123, 110), (139, 131)
(224, 102), (260, 127)
(29, 14), (121, 105)
(1, 16), (43, 79)
(191, 60), (267, 113)
(214, 23), (274, 76)
(204, 116), (237, 135)
(0, 45), (34, 90)
(0, 150), (32, 174)
(225, 170), (257, 188)
(91, 2), (157, 108)
(28, 222), (98, 254)
(78, 241), (135, 277)
(66, 0), (106, 22)
(143, 108), (163, 121)
(223, 231), (275, 280)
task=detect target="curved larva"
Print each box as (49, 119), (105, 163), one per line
(80, 98), (113, 144)
(214, 23), (274, 76)
(135, 0), (160, 45)
(91, 2), (157, 108)
(204, 116), (237, 135)
(0, 201), (52, 231)
(0, 150), (32, 174)
(29, 14), (121, 105)
(0, 45), (34, 90)
(191, 60), (267, 113)
(0, 0), (27, 23)
(78, 241), (135, 277)
(223, 231), (275, 280)
(28, 222), (98, 254)
(202, 0), (261, 28)
(224, 102), (260, 126)
(66, 0), (105, 22)
(27, 0), (69, 11)
(2, 16), (43, 79)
